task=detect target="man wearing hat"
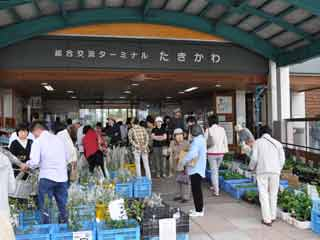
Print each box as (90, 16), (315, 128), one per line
(152, 117), (167, 178)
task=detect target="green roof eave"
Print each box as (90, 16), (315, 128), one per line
(0, 7), (279, 62)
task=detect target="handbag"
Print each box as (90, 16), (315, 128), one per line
(9, 172), (34, 199)
(178, 149), (198, 171)
(207, 128), (214, 149)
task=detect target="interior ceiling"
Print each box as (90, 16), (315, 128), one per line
(0, 69), (266, 100)
(0, 0), (319, 66)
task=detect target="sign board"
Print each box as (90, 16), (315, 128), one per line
(159, 218), (176, 240)
(29, 96), (42, 109)
(0, 36), (268, 74)
(216, 96), (233, 114)
(73, 231), (92, 240)
(220, 121), (234, 144)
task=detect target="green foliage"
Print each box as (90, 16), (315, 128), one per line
(283, 156), (296, 170)
(234, 184), (257, 189)
(222, 172), (246, 180)
(106, 220), (136, 229)
(278, 189), (312, 221)
(243, 191), (258, 203)
(125, 199), (145, 223)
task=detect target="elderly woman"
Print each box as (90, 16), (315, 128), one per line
(178, 124), (207, 217)
(169, 128), (190, 203)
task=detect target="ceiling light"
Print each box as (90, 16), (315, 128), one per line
(43, 85), (54, 91)
(124, 90), (131, 94)
(178, 91), (185, 94)
(41, 82), (48, 86)
(131, 83), (139, 86)
(216, 84), (222, 88)
(71, 96), (77, 99)
(119, 96), (126, 99)
(166, 96), (172, 99)
(184, 87), (199, 92)
(66, 90), (74, 94)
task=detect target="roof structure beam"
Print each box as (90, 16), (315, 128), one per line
(198, 1), (216, 17)
(9, 8), (22, 22)
(32, 0), (42, 17)
(181, 0), (193, 12)
(0, 0), (31, 10)
(143, 0), (152, 16)
(283, 0), (320, 17)
(215, 0), (247, 23)
(250, 5), (296, 33)
(0, 7), (279, 61)
(277, 39), (320, 66)
(234, 4), (314, 41)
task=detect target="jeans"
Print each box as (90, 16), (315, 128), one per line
(208, 155), (224, 195)
(153, 147), (164, 177)
(257, 174), (280, 223)
(190, 174), (204, 212)
(38, 178), (68, 224)
(133, 150), (151, 180)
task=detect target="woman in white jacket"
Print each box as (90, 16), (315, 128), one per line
(0, 151), (16, 240)
(205, 115), (228, 196)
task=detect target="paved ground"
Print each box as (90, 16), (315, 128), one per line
(152, 178), (319, 240)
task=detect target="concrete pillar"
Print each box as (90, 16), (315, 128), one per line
(267, 60), (278, 126)
(277, 66), (291, 120)
(236, 90), (246, 126)
(27, 105), (31, 122)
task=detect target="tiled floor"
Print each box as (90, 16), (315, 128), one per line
(152, 178), (319, 240)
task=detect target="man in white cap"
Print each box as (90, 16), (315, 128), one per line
(152, 117), (167, 178)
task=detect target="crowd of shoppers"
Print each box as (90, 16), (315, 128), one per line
(0, 108), (286, 229)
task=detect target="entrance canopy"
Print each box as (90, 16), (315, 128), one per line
(0, 0), (319, 66)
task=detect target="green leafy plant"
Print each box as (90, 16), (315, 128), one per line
(243, 191), (259, 204)
(106, 220), (136, 229)
(125, 199), (145, 223)
(290, 193), (312, 222)
(222, 172), (246, 180)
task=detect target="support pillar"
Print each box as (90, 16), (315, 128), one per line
(236, 90), (246, 126)
(277, 66), (291, 120)
(267, 60), (278, 127)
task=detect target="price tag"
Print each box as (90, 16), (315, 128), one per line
(73, 231), (92, 240)
(159, 218), (176, 240)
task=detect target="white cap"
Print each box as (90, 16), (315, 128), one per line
(155, 116), (163, 123)
(72, 119), (80, 124)
(173, 128), (184, 135)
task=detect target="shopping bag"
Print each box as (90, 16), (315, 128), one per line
(178, 150), (198, 171)
(9, 172), (33, 199)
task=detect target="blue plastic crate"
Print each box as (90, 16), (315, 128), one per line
(115, 181), (134, 198)
(97, 219), (140, 240)
(144, 233), (188, 240)
(313, 198), (320, 212)
(229, 183), (258, 200)
(52, 221), (96, 240)
(15, 224), (53, 240)
(19, 210), (41, 226)
(311, 209), (320, 235)
(72, 205), (96, 221)
(205, 170), (227, 182)
(223, 179), (251, 194)
(134, 177), (152, 198)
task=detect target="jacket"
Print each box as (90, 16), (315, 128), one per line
(0, 152), (16, 218)
(83, 129), (99, 158)
(205, 124), (229, 154)
(249, 134), (285, 175)
(180, 135), (207, 178)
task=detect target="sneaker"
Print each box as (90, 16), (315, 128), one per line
(189, 210), (204, 217)
(162, 174), (167, 178)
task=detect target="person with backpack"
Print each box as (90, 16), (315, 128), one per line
(205, 115), (228, 196)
